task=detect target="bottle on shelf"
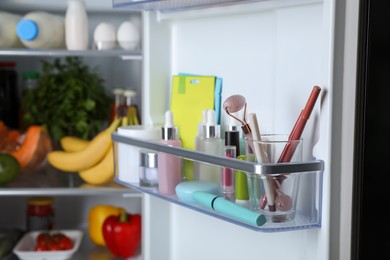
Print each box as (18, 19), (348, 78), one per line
(0, 61), (19, 129)
(196, 109), (224, 182)
(16, 11), (65, 49)
(157, 110), (182, 195)
(123, 89), (140, 125)
(19, 71), (40, 129)
(109, 87), (126, 123)
(0, 11), (23, 48)
(193, 109), (207, 178)
(65, 0), (89, 50)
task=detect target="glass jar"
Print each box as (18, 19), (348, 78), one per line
(26, 197), (55, 231)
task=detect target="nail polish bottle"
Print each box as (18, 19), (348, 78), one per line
(157, 110), (182, 195)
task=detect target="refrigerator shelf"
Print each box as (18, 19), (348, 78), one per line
(112, 133), (324, 232)
(112, 0), (321, 14)
(0, 49), (142, 60)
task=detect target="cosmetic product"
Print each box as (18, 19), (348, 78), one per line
(117, 125), (160, 184)
(224, 124), (241, 156)
(221, 145), (236, 201)
(196, 109), (224, 182)
(248, 112), (276, 212)
(175, 181), (219, 203)
(158, 110), (182, 195)
(235, 155), (249, 208)
(192, 191), (266, 226)
(193, 109), (208, 179)
(139, 150), (158, 188)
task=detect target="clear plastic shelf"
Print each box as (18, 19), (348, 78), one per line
(112, 132), (324, 232)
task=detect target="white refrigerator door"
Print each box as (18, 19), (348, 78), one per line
(135, 0), (359, 259)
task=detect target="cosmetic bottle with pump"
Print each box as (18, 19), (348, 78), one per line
(157, 110), (182, 195)
(197, 109), (224, 182)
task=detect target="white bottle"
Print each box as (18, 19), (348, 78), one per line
(16, 12), (65, 49)
(0, 11), (23, 48)
(65, 0), (89, 50)
(197, 109), (224, 183)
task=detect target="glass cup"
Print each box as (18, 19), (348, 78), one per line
(245, 134), (303, 223)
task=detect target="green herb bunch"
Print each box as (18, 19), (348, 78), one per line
(22, 57), (111, 142)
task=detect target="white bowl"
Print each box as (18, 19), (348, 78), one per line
(13, 230), (83, 260)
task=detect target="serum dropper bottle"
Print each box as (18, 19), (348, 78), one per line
(197, 109), (224, 182)
(157, 110), (182, 195)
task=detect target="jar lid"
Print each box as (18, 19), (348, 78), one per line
(22, 71), (39, 79)
(27, 197), (54, 206)
(0, 61), (16, 68)
(139, 150), (158, 168)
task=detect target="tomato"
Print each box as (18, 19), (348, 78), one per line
(33, 232), (73, 251)
(34, 243), (47, 251)
(36, 232), (51, 246)
(58, 235), (73, 250)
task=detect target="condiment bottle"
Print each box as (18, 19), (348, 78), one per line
(0, 61), (19, 129)
(26, 197), (55, 231)
(123, 89), (140, 125)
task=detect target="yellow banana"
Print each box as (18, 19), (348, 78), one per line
(79, 143), (114, 185)
(60, 136), (90, 152)
(47, 118), (121, 172)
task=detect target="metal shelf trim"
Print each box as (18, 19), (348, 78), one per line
(112, 132), (324, 175)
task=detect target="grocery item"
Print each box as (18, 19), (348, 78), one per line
(93, 22), (116, 50)
(26, 197), (55, 231)
(47, 118), (120, 172)
(0, 61), (19, 129)
(65, 0), (89, 50)
(10, 125), (53, 171)
(88, 205), (121, 246)
(0, 229), (24, 257)
(0, 153), (20, 185)
(60, 136), (89, 152)
(117, 21), (140, 50)
(78, 143), (114, 185)
(102, 209), (141, 258)
(0, 11), (23, 48)
(16, 11), (65, 49)
(20, 71), (39, 129)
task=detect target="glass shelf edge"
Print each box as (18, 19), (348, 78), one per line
(116, 179), (321, 232)
(0, 49), (142, 58)
(112, 133), (324, 175)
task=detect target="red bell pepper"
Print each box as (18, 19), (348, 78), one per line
(102, 209), (142, 258)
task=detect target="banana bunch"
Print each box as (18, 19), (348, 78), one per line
(47, 118), (121, 185)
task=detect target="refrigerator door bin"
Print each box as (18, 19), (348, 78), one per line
(112, 132), (324, 232)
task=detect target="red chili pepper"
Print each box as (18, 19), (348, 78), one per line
(102, 209), (141, 258)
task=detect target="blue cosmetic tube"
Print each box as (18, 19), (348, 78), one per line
(192, 191), (266, 226)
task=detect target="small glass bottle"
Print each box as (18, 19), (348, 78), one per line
(110, 87), (125, 123)
(123, 89), (140, 125)
(20, 71), (39, 129)
(139, 150), (158, 188)
(26, 197), (55, 231)
(158, 110), (182, 195)
(0, 61), (19, 129)
(197, 109), (224, 182)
